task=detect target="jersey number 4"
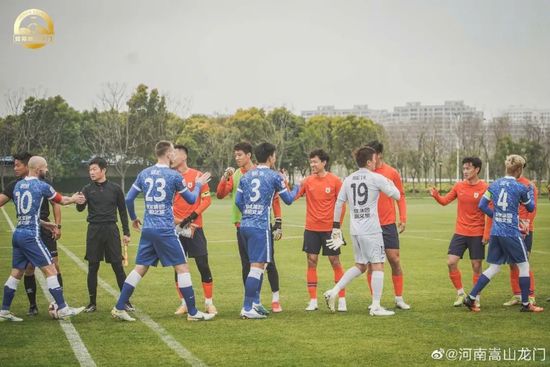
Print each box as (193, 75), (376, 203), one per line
(497, 188), (508, 211)
(351, 182), (368, 206)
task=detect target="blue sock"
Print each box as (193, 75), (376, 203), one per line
(180, 287), (197, 316)
(116, 283), (135, 310)
(519, 276), (530, 305)
(244, 276), (262, 311)
(2, 286), (16, 311)
(470, 274), (490, 298)
(49, 286), (67, 309)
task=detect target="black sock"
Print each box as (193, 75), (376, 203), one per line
(87, 262), (100, 305)
(111, 262), (127, 292)
(266, 261), (280, 293)
(24, 274), (37, 307)
(57, 273), (63, 288)
(195, 255), (213, 283)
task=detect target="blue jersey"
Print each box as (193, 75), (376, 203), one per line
(480, 176), (533, 237)
(12, 177), (58, 232)
(129, 164), (193, 229)
(235, 166), (299, 230)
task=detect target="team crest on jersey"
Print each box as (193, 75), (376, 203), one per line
(474, 192), (479, 198)
(187, 182), (193, 189)
(325, 187), (331, 193)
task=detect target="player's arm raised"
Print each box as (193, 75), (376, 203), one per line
(178, 172), (211, 204)
(216, 167), (234, 199)
(277, 174), (301, 205)
(429, 184), (457, 205)
(378, 175), (400, 201)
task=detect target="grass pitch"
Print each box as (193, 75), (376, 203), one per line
(0, 197), (549, 366)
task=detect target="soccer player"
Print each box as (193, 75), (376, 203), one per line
(216, 142), (283, 313)
(0, 152), (63, 316)
(365, 141), (410, 310)
(323, 146), (399, 316)
(76, 157), (132, 313)
(235, 142), (300, 319)
(501, 171), (538, 306)
(464, 154), (543, 313)
(171, 145), (217, 315)
(111, 141), (214, 322)
(294, 149), (347, 312)
(429, 157), (488, 307)
(0, 156), (85, 321)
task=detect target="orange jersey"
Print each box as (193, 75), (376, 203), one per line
(517, 176), (537, 231)
(173, 168), (211, 228)
(374, 163), (406, 226)
(295, 172), (344, 232)
(432, 180), (488, 236)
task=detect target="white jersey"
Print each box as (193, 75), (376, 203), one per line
(334, 168), (400, 236)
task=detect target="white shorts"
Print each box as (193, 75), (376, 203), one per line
(351, 233), (385, 264)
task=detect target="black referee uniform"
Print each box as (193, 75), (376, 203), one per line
(77, 179), (130, 309)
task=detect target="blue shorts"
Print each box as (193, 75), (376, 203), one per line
(240, 227), (272, 263)
(486, 235), (528, 265)
(524, 231), (533, 253)
(135, 228), (187, 267)
(12, 229), (52, 269)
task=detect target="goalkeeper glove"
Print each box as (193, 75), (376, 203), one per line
(272, 218), (282, 241)
(326, 222), (345, 250)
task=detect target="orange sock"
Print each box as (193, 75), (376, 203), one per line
(510, 267), (520, 295)
(175, 282), (183, 299)
(449, 270), (463, 291)
(333, 265), (345, 297)
(307, 268), (317, 300)
(202, 282), (213, 300)
(472, 273), (480, 286)
(366, 272), (373, 295)
(529, 271), (535, 297)
(392, 275), (403, 297)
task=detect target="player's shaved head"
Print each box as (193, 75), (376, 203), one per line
(505, 154), (525, 178)
(28, 156), (47, 171)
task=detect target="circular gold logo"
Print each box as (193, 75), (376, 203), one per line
(13, 9), (54, 49)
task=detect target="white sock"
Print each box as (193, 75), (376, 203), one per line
(181, 298), (187, 307)
(272, 291), (280, 303)
(371, 271), (384, 308)
(332, 266), (362, 295)
(457, 288), (465, 295)
(395, 296), (404, 303)
(205, 298), (213, 306)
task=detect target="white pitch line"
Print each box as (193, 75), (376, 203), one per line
(56, 242), (209, 367)
(1, 207), (97, 367)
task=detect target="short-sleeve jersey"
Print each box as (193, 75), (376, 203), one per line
(338, 168), (399, 236)
(237, 166), (287, 230)
(486, 176), (532, 237)
(131, 164), (188, 229)
(13, 177), (57, 232)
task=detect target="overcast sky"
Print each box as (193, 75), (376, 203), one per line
(1, 0), (549, 117)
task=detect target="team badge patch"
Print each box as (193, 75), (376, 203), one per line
(187, 182), (193, 189)
(325, 187), (331, 193)
(474, 192), (479, 198)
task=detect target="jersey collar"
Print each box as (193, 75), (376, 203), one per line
(503, 176), (516, 180)
(256, 165), (269, 169)
(155, 163), (169, 168)
(24, 176), (38, 181)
